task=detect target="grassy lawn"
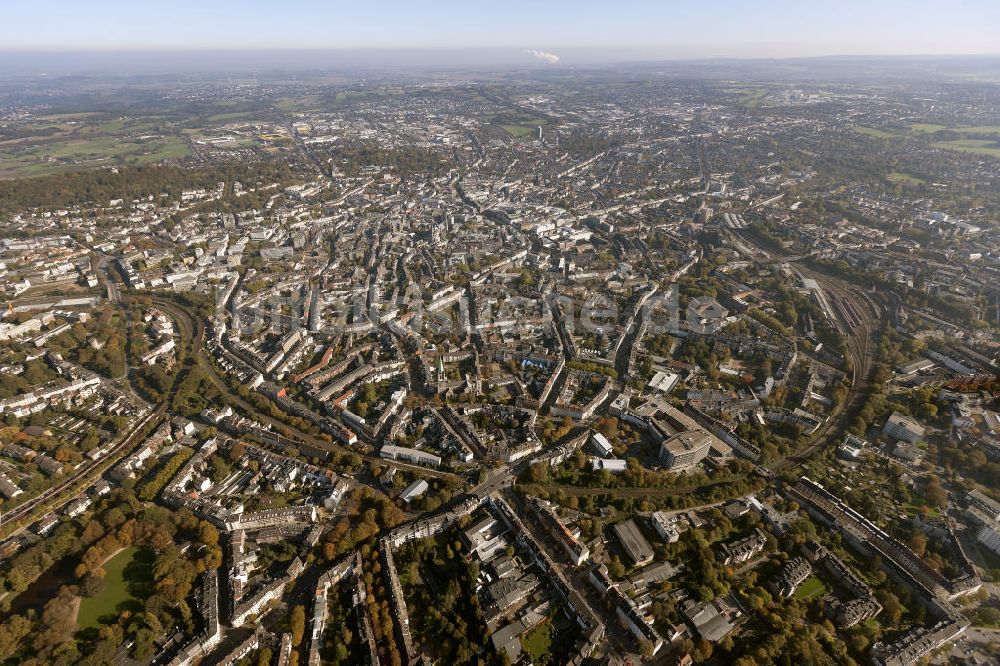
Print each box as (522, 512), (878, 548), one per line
(0, 109), (191, 177)
(932, 139), (1000, 158)
(148, 136), (191, 160)
(909, 123), (948, 134)
(334, 90), (375, 103)
(958, 126), (1000, 135)
(737, 87), (769, 109)
(902, 501), (939, 517)
(0, 134), (191, 176)
(887, 171), (925, 185)
(909, 123), (1000, 136)
(902, 489), (940, 517)
(522, 620), (553, 662)
(501, 124), (539, 139)
(274, 95), (325, 112)
(76, 547), (153, 630)
(36, 112), (103, 121)
(793, 576), (827, 600)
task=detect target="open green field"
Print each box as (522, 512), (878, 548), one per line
(77, 547), (153, 630)
(793, 576), (827, 600)
(909, 123), (948, 134)
(0, 110), (207, 177)
(501, 124), (540, 139)
(0, 140), (191, 176)
(0, 129), (191, 177)
(887, 171), (926, 185)
(908, 123), (1000, 136)
(334, 90), (376, 103)
(932, 139), (1000, 158)
(522, 620), (553, 662)
(737, 87), (769, 109)
(853, 123), (1000, 160)
(35, 112), (103, 122)
(274, 95), (326, 112)
(138, 136), (190, 161)
(492, 108), (552, 141)
(945, 125), (1000, 135)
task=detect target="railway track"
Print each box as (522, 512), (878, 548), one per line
(727, 230), (883, 472)
(796, 265), (877, 385)
(527, 477), (759, 499)
(1, 404), (164, 537)
(771, 267), (881, 471)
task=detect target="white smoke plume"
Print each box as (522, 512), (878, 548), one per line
(525, 49), (560, 64)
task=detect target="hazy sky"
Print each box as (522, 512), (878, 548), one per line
(3, 0), (998, 58)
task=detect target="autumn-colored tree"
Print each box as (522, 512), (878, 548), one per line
(290, 605), (306, 647)
(198, 520), (219, 547)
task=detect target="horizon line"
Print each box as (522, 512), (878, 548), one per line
(1, 47), (999, 60)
